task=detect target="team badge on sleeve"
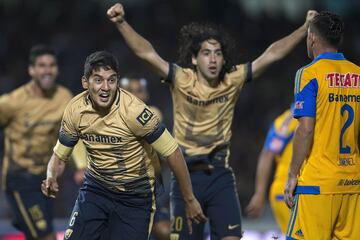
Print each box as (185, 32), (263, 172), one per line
(136, 108), (153, 126)
(295, 101), (304, 109)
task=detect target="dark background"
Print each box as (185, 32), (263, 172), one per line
(1, 0), (359, 218)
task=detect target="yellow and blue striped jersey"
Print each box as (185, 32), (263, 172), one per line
(294, 52), (360, 194)
(264, 106), (297, 186)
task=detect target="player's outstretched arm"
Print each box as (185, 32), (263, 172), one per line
(166, 148), (207, 234)
(284, 117), (314, 208)
(251, 10), (318, 79)
(107, 3), (169, 78)
(41, 153), (66, 198)
(246, 148), (275, 218)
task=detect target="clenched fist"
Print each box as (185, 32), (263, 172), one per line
(107, 3), (125, 24)
(304, 10), (318, 28)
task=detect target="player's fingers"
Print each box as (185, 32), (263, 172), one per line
(187, 217), (193, 235)
(285, 192), (293, 208)
(47, 186), (57, 198)
(196, 212), (207, 222)
(41, 182), (48, 196)
(107, 8), (114, 17)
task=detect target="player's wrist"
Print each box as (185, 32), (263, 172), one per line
(115, 18), (126, 26)
(183, 194), (196, 204)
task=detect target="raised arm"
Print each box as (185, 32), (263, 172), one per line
(107, 3), (169, 78)
(252, 10), (318, 79)
(245, 148), (275, 218)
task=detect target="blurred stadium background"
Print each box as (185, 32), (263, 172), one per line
(0, 0), (359, 239)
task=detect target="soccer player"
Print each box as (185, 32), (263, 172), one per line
(0, 45), (78, 240)
(107, 3), (316, 239)
(41, 51), (206, 240)
(246, 105), (296, 234)
(284, 12), (360, 239)
(120, 77), (170, 240)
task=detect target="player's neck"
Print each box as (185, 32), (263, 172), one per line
(29, 80), (56, 98)
(197, 72), (219, 88)
(312, 46), (338, 59)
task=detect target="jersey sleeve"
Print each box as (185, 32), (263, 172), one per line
(264, 125), (286, 155)
(58, 101), (80, 148)
(0, 93), (18, 125)
(162, 63), (194, 89)
(124, 97), (163, 142)
(227, 63), (252, 88)
(293, 68), (318, 118)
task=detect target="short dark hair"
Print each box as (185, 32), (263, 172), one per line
(177, 22), (236, 80)
(29, 44), (57, 66)
(309, 11), (344, 48)
(83, 51), (120, 79)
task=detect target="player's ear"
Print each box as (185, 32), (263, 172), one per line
(82, 76), (89, 89)
(28, 65), (34, 77)
(191, 54), (197, 66)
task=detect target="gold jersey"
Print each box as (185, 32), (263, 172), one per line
(0, 83), (72, 187)
(59, 88), (162, 194)
(165, 64), (251, 161)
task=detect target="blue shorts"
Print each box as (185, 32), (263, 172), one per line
(64, 175), (155, 240)
(170, 167), (242, 240)
(5, 172), (54, 239)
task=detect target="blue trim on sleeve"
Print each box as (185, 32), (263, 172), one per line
(295, 185), (320, 194)
(286, 236), (297, 240)
(246, 62), (252, 83)
(144, 123), (166, 144)
(293, 78), (318, 119)
(164, 63), (175, 83)
(58, 130), (78, 147)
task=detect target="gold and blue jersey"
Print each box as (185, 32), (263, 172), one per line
(0, 83), (73, 189)
(264, 106), (297, 186)
(58, 88), (162, 194)
(164, 63), (251, 166)
(294, 52), (360, 194)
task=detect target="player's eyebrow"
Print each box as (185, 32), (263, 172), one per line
(92, 73), (117, 79)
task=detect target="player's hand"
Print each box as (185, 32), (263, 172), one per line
(245, 193), (265, 218)
(304, 10), (318, 28)
(284, 175), (297, 208)
(41, 177), (59, 198)
(107, 3), (125, 24)
(185, 197), (207, 234)
(73, 168), (85, 185)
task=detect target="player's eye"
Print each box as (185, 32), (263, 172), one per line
(108, 78), (116, 83)
(94, 78), (102, 83)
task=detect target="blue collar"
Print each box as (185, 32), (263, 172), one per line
(312, 52), (345, 63)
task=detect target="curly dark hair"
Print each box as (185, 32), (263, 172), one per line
(177, 22), (236, 80)
(309, 11), (344, 48)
